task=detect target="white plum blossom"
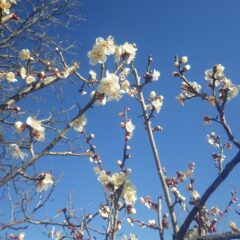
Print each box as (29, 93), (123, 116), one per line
(6, 72), (17, 82)
(36, 172), (54, 192)
(98, 170), (110, 185)
(73, 114), (87, 132)
(181, 81), (201, 98)
(94, 35), (115, 55)
(152, 96), (164, 113)
(89, 70), (97, 80)
(26, 117), (45, 141)
(19, 49), (31, 60)
(8, 144), (27, 160)
(19, 67), (27, 79)
(88, 46), (106, 66)
(26, 117), (45, 132)
(207, 132), (220, 147)
(115, 42), (137, 64)
(125, 119), (135, 134)
(99, 205), (110, 219)
(15, 121), (25, 133)
(110, 172), (126, 188)
(123, 181), (137, 205)
(97, 71), (121, 101)
(190, 190), (200, 201)
(25, 75), (36, 84)
(88, 36), (115, 65)
(152, 69), (160, 81)
(19, 233), (25, 240)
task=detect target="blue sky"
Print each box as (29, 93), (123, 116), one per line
(8, 1), (240, 239)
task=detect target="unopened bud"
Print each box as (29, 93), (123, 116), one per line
(183, 65), (191, 71)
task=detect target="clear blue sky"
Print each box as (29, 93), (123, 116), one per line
(15, 1), (240, 239)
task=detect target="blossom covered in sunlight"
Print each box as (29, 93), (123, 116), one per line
(97, 71), (121, 101)
(181, 81), (201, 98)
(25, 75), (36, 84)
(207, 132), (220, 148)
(152, 69), (160, 81)
(7, 144), (27, 160)
(36, 172), (54, 192)
(19, 49), (31, 60)
(6, 72), (17, 82)
(73, 114), (87, 132)
(152, 96), (164, 113)
(115, 42), (137, 64)
(99, 205), (110, 219)
(26, 117), (45, 132)
(190, 190), (200, 202)
(97, 170), (110, 185)
(110, 172), (126, 188)
(15, 121), (26, 133)
(19, 67), (27, 79)
(88, 46), (107, 66)
(125, 119), (135, 134)
(88, 36), (115, 65)
(176, 93), (186, 105)
(123, 181), (137, 205)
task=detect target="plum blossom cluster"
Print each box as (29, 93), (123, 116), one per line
(97, 170), (137, 207)
(207, 132), (232, 171)
(36, 172), (54, 192)
(146, 91), (164, 114)
(7, 143), (27, 160)
(205, 64), (240, 102)
(0, 0), (17, 15)
(73, 114), (87, 132)
(88, 35), (137, 66)
(15, 116), (45, 141)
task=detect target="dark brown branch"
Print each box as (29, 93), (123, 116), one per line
(176, 150), (240, 239)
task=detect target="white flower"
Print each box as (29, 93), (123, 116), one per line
(123, 181), (137, 205)
(95, 35), (115, 55)
(110, 172), (126, 188)
(190, 190), (200, 201)
(150, 91), (156, 98)
(181, 81), (201, 97)
(89, 70), (97, 80)
(25, 75), (35, 84)
(152, 69), (160, 81)
(88, 45), (107, 66)
(207, 132), (220, 147)
(129, 234), (138, 240)
(180, 56), (188, 64)
(176, 94), (185, 105)
(6, 72), (17, 82)
(99, 205), (110, 219)
(152, 96), (163, 113)
(125, 120), (135, 133)
(73, 114), (87, 132)
(19, 232), (25, 240)
(19, 49), (31, 60)
(98, 170), (110, 185)
(97, 71), (121, 101)
(36, 172), (54, 192)
(8, 144), (27, 160)
(115, 42), (137, 64)
(19, 67), (27, 79)
(148, 219), (156, 227)
(15, 121), (25, 133)
(26, 117), (45, 132)
(119, 68), (130, 80)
